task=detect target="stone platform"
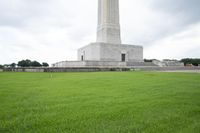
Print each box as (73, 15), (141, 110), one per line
(52, 61), (157, 67)
(3, 66), (200, 73)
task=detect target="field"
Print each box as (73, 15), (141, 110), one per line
(0, 72), (200, 133)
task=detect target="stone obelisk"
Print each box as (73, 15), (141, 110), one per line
(53, 0), (144, 67)
(96, 0), (121, 44)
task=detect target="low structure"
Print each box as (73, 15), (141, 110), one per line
(152, 60), (184, 67)
(52, 61), (156, 67)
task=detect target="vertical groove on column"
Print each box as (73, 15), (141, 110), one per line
(97, 0), (121, 44)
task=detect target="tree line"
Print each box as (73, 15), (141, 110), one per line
(180, 58), (200, 66)
(0, 59), (49, 68)
(1, 58), (200, 69)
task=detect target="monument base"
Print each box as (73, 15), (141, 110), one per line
(52, 61), (157, 67)
(52, 42), (148, 67)
(78, 43), (143, 62)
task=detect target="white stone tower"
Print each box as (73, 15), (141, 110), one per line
(53, 0), (144, 67)
(97, 0), (121, 44)
(77, 0), (143, 63)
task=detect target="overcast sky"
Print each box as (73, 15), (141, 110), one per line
(0, 0), (200, 64)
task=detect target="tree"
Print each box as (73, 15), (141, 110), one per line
(144, 59), (153, 62)
(42, 62), (49, 67)
(17, 59), (48, 67)
(0, 65), (3, 69)
(10, 63), (16, 68)
(181, 58), (200, 66)
(30, 61), (42, 67)
(18, 59), (31, 67)
(3, 64), (10, 68)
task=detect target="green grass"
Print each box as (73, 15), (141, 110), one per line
(0, 72), (200, 133)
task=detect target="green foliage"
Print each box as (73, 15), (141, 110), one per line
(17, 59), (48, 67)
(10, 63), (16, 68)
(0, 72), (200, 133)
(0, 65), (3, 69)
(0, 63), (16, 68)
(30, 61), (42, 67)
(144, 59), (153, 62)
(42, 62), (49, 67)
(163, 59), (179, 61)
(181, 58), (200, 66)
(3, 64), (10, 68)
(18, 59), (32, 67)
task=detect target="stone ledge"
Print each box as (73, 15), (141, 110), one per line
(2, 66), (200, 72)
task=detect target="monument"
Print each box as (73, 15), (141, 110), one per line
(97, 0), (122, 44)
(53, 0), (145, 67)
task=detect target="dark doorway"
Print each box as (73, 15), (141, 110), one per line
(81, 55), (84, 61)
(121, 54), (126, 62)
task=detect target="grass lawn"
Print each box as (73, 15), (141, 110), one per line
(0, 72), (200, 133)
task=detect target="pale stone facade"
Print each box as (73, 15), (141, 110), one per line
(97, 0), (121, 44)
(78, 43), (143, 62)
(152, 60), (184, 67)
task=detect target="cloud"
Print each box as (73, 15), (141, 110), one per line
(145, 22), (200, 59)
(0, 0), (97, 64)
(0, 0), (199, 64)
(121, 0), (200, 44)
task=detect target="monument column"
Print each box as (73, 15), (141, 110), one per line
(97, 0), (121, 44)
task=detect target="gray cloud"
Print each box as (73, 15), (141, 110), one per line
(0, 0), (199, 64)
(124, 0), (200, 46)
(152, 0), (200, 13)
(151, 0), (200, 24)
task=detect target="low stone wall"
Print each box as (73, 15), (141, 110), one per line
(127, 62), (157, 66)
(45, 67), (131, 72)
(136, 66), (200, 71)
(85, 61), (126, 67)
(3, 68), (45, 72)
(52, 61), (157, 67)
(152, 60), (184, 67)
(2, 66), (200, 72)
(3, 67), (131, 72)
(52, 61), (86, 67)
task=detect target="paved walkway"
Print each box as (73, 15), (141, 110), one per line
(160, 70), (200, 73)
